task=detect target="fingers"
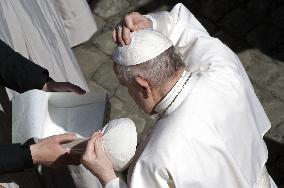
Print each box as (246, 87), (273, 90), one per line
(44, 81), (86, 95)
(112, 29), (117, 43)
(84, 131), (103, 159)
(85, 133), (100, 156)
(113, 25), (131, 46)
(94, 136), (104, 158)
(55, 133), (77, 144)
(113, 12), (145, 46)
(122, 26), (131, 45)
(124, 13), (136, 31)
(63, 83), (86, 95)
(90, 131), (102, 138)
(116, 25), (125, 46)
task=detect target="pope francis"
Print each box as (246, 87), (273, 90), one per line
(81, 3), (278, 188)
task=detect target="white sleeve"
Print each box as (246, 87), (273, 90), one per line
(145, 3), (209, 48)
(130, 160), (171, 188)
(104, 178), (128, 188)
(104, 166), (171, 188)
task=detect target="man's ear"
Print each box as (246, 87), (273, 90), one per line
(134, 76), (152, 99)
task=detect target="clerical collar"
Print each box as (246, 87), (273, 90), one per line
(154, 70), (194, 118)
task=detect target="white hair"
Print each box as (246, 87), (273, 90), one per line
(113, 46), (185, 90)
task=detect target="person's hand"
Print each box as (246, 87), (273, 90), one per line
(113, 12), (152, 46)
(42, 80), (86, 95)
(81, 131), (117, 186)
(30, 133), (81, 168)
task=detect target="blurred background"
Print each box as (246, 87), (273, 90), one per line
(75, 0), (284, 186)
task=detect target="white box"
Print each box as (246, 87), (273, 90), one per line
(12, 90), (110, 144)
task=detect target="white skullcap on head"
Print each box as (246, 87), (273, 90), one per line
(102, 118), (137, 172)
(113, 29), (173, 66)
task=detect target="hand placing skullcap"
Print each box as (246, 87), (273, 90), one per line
(102, 118), (137, 172)
(113, 29), (173, 66)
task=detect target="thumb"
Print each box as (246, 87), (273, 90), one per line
(56, 133), (77, 144)
(85, 136), (98, 157)
(94, 136), (104, 157)
(124, 14), (136, 31)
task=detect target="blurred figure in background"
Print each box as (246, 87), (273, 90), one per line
(53, 0), (97, 47)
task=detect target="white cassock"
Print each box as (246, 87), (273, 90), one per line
(53, 0), (97, 47)
(0, 1), (102, 188)
(105, 3), (278, 188)
(0, 0), (89, 99)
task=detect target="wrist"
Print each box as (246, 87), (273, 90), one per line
(30, 144), (41, 165)
(101, 171), (117, 186)
(42, 78), (54, 91)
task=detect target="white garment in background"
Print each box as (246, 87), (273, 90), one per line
(106, 3), (278, 188)
(53, 0), (97, 47)
(0, 0), (89, 99)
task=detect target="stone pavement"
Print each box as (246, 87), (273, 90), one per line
(74, 0), (284, 186)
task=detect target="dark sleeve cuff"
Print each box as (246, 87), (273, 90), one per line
(0, 144), (34, 175)
(21, 145), (34, 169)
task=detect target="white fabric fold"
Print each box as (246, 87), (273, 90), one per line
(53, 0), (97, 47)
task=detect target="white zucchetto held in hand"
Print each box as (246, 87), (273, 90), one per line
(102, 118), (137, 172)
(112, 29), (173, 66)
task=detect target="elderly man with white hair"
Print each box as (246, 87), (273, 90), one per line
(81, 3), (278, 188)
